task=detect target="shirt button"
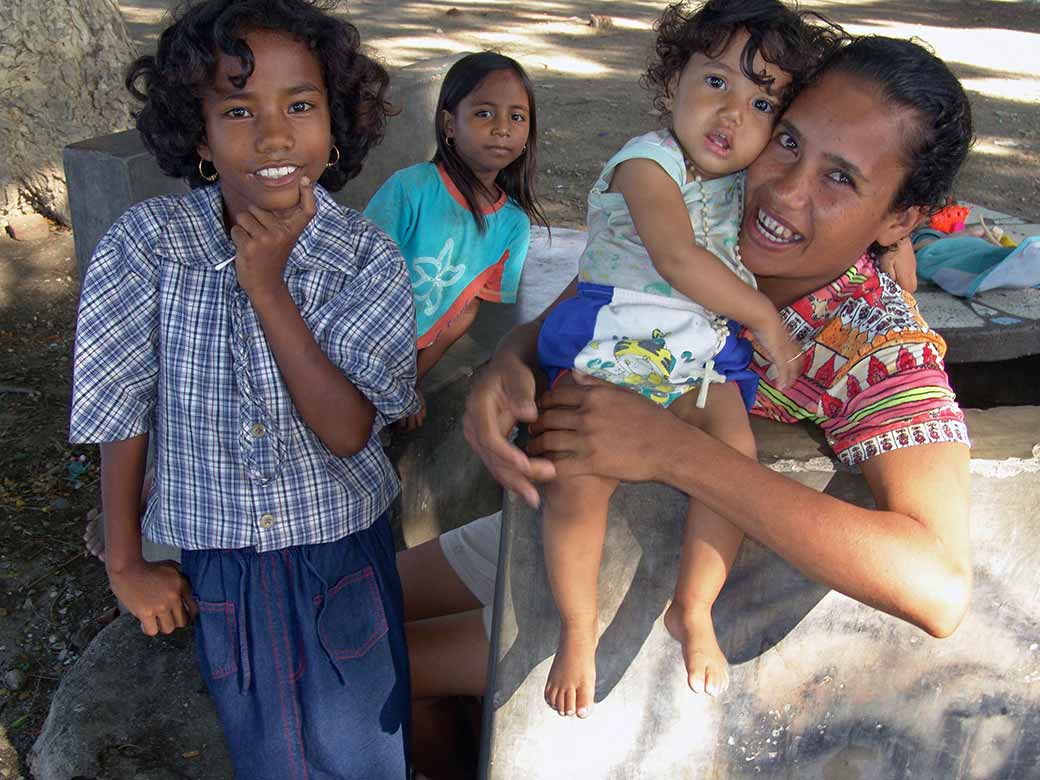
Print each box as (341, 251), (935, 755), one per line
(258, 513), (276, 529)
(250, 422), (267, 438)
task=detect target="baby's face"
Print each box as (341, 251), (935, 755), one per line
(666, 28), (792, 180)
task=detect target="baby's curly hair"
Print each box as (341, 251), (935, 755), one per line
(126, 0), (391, 191)
(643, 0), (846, 122)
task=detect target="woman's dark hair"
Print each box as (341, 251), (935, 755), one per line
(644, 0), (846, 120)
(126, 0), (391, 191)
(821, 36), (974, 219)
(433, 52), (548, 232)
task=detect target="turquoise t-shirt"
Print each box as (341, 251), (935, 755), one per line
(365, 162), (531, 347)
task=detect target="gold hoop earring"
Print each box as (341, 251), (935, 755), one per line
(198, 158), (218, 182)
(445, 136), (455, 148)
(326, 145), (340, 169)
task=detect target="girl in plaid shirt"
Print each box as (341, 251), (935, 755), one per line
(70, 1), (418, 776)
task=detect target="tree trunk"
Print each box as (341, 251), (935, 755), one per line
(0, 0), (136, 225)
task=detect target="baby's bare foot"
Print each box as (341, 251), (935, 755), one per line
(544, 620), (598, 718)
(395, 390), (427, 433)
(664, 601), (729, 696)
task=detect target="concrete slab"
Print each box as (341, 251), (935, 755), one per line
(914, 283), (1040, 363)
(482, 406), (1040, 779)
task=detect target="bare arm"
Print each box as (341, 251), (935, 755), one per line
(461, 277), (578, 507)
(611, 160), (800, 385)
(233, 179), (374, 457)
(102, 435), (197, 635)
(529, 378), (972, 637)
(878, 236), (919, 293)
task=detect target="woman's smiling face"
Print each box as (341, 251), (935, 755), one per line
(740, 69), (923, 306)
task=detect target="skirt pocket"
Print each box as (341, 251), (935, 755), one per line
(194, 600), (239, 681)
(313, 565), (389, 661)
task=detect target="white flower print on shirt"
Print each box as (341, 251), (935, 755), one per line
(411, 238), (467, 316)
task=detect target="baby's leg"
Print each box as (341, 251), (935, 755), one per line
(541, 461), (618, 718)
(664, 381), (755, 696)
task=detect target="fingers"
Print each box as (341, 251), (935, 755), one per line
(233, 209), (266, 240)
(526, 429), (581, 459)
(529, 407), (582, 438)
(538, 382), (588, 410)
(139, 615), (160, 637)
(570, 371), (611, 388)
(180, 578), (199, 623)
(294, 176), (316, 226)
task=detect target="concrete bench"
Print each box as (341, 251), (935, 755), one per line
(482, 408), (1040, 778)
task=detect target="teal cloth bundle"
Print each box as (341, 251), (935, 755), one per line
(916, 234), (1040, 298)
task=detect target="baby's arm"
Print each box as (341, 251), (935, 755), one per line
(102, 434), (196, 635)
(233, 180), (375, 457)
(610, 159), (801, 387)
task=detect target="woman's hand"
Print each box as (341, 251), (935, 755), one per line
(232, 177), (316, 301)
(528, 372), (676, 483)
(463, 352), (555, 507)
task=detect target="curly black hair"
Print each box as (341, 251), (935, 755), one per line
(821, 36), (974, 219)
(432, 52), (548, 233)
(643, 0), (846, 121)
(125, 0), (391, 191)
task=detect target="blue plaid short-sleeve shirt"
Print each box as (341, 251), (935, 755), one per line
(70, 184), (419, 551)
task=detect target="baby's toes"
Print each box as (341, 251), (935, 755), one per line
(704, 661), (730, 697)
(575, 681), (594, 718)
(686, 651), (710, 694)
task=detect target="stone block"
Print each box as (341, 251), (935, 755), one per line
(28, 615), (231, 780)
(386, 333), (502, 548)
(482, 406), (1040, 779)
(63, 130), (189, 280)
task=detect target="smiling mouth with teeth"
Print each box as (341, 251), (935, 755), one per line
(756, 209), (804, 244)
(256, 165), (298, 179)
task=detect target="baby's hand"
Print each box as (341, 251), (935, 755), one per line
(231, 177), (316, 299)
(879, 237), (918, 293)
(752, 314), (803, 389)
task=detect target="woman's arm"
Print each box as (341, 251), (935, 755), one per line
(461, 277), (578, 507)
(528, 377), (972, 637)
(611, 160), (800, 385)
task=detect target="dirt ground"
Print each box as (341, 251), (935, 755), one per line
(1, 1), (1037, 776)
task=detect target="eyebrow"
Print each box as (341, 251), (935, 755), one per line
(216, 82), (325, 100)
(778, 118), (869, 182)
(472, 99), (528, 111)
(703, 58), (736, 74)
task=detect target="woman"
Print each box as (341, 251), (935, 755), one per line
(405, 34), (974, 775)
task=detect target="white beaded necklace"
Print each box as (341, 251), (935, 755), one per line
(683, 155), (743, 271)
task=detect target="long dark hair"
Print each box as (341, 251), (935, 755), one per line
(433, 52), (547, 232)
(823, 36), (974, 217)
(125, 0), (391, 191)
